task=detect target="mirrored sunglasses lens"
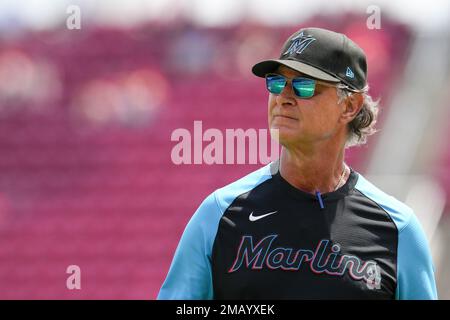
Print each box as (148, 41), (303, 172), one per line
(292, 78), (315, 98)
(266, 76), (286, 94)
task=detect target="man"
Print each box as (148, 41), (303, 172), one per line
(158, 27), (438, 299)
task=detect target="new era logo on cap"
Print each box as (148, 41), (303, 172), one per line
(346, 67), (355, 79)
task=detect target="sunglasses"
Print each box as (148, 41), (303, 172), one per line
(265, 73), (346, 99)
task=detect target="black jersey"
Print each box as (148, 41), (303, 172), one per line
(158, 162), (437, 299)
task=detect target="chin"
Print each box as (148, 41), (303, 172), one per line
(270, 126), (298, 146)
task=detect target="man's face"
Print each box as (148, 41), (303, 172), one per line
(268, 66), (344, 148)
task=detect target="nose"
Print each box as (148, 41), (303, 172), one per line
(275, 81), (296, 106)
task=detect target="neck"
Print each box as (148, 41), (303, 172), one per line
(279, 139), (348, 194)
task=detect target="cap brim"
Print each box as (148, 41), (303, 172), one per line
(252, 59), (340, 83)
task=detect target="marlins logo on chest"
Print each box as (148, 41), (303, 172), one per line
(228, 235), (382, 290)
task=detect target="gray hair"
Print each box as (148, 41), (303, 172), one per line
(337, 87), (379, 148)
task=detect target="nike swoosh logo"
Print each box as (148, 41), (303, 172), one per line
(249, 211), (278, 222)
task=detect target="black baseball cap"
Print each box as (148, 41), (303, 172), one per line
(252, 27), (368, 92)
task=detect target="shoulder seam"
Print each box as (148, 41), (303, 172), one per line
(213, 165), (273, 216)
(354, 179), (413, 234)
(353, 188), (402, 234)
(214, 176), (272, 215)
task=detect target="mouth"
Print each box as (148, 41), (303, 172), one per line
(273, 114), (298, 121)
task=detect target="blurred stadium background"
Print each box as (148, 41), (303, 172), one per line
(0, 0), (449, 299)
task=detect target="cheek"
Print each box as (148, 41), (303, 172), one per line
(267, 95), (277, 121)
(312, 97), (341, 127)
(268, 95), (276, 112)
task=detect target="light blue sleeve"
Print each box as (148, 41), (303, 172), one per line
(157, 192), (223, 300)
(396, 213), (438, 300)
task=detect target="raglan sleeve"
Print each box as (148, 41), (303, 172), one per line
(157, 192), (223, 300)
(396, 212), (438, 300)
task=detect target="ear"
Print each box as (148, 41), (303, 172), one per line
(341, 93), (364, 124)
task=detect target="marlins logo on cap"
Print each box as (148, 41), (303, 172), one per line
(283, 32), (316, 56)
